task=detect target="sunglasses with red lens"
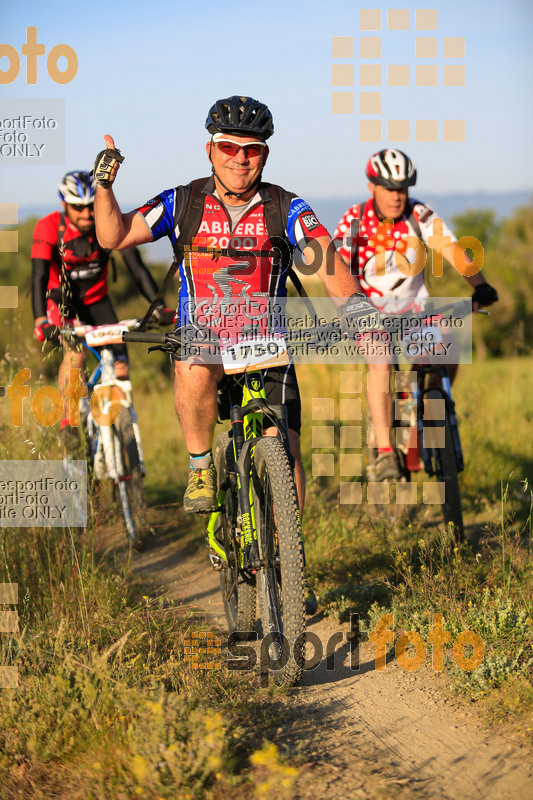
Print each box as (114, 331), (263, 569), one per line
(214, 139), (266, 158)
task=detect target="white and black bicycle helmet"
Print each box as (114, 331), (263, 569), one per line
(206, 95), (274, 140)
(58, 170), (96, 205)
(366, 149), (417, 189)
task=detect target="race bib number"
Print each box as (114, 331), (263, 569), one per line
(84, 324), (128, 347)
(220, 334), (289, 374)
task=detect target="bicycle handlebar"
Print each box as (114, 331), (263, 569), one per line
(121, 298), (481, 354)
(123, 331), (168, 344)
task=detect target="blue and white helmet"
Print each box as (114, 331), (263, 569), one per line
(58, 171), (96, 204)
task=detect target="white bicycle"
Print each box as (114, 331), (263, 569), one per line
(62, 319), (148, 549)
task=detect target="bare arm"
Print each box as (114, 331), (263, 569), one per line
(439, 242), (493, 311)
(94, 134), (153, 250)
(302, 235), (363, 303)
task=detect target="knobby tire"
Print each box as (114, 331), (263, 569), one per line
(426, 389), (464, 541)
(112, 407), (148, 550)
(252, 436), (305, 687)
(213, 432), (256, 637)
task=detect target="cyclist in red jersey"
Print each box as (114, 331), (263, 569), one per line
(93, 97), (375, 514)
(93, 96), (378, 614)
(31, 170), (173, 438)
(334, 149), (498, 481)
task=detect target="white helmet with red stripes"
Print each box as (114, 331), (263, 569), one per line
(366, 149), (417, 189)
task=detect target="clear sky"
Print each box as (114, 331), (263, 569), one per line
(1, 0), (532, 213)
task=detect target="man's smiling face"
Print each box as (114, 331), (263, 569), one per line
(207, 133), (268, 202)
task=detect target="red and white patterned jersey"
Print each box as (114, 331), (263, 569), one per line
(334, 198), (457, 312)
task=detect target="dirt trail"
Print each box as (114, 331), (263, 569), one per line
(134, 524), (533, 800)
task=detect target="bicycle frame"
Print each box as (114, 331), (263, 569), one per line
(62, 321), (148, 545)
(83, 343), (146, 481)
(410, 364), (464, 477)
(206, 369), (292, 573)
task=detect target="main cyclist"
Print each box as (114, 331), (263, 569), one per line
(93, 95), (377, 614)
(31, 170), (174, 444)
(334, 149), (498, 481)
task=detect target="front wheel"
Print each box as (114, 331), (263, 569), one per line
(213, 432), (256, 637)
(425, 390), (464, 541)
(252, 437), (305, 687)
(112, 407), (148, 550)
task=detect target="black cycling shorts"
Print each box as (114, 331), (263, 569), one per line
(217, 363), (301, 435)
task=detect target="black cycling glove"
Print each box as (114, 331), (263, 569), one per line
(339, 293), (381, 336)
(92, 147), (124, 187)
(152, 306), (175, 326)
(472, 283), (498, 307)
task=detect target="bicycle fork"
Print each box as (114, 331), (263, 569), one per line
(414, 374), (464, 475)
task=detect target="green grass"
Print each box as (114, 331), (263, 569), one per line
(295, 357), (533, 735)
(1, 301), (532, 793)
(0, 347), (297, 799)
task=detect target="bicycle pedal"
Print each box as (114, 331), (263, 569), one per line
(207, 548), (223, 570)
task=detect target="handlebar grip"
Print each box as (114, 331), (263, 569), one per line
(123, 331), (168, 344)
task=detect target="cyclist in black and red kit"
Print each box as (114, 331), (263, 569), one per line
(31, 170), (173, 437)
(92, 95), (380, 615)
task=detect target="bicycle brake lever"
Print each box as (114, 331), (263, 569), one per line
(147, 344), (178, 355)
